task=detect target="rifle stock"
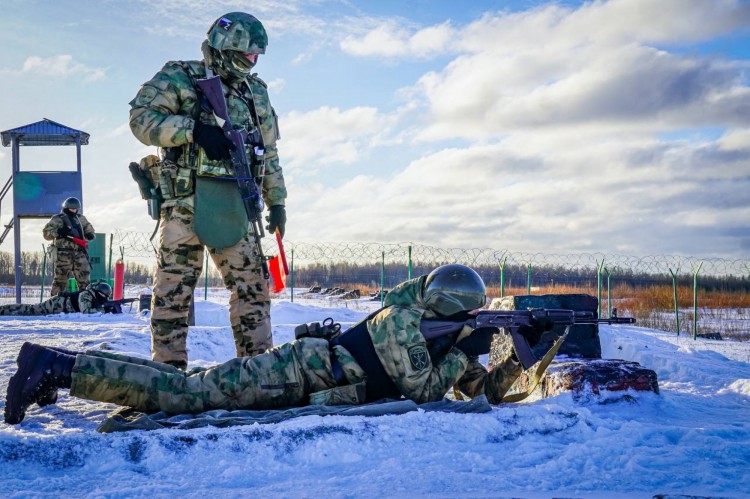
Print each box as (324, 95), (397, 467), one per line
(196, 75), (270, 279)
(420, 308), (636, 370)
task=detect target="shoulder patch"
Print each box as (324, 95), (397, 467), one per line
(134, 85), (158, 105)
(407, 345), (429, 371)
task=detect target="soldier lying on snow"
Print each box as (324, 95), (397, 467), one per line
(0, 282), (113, 316)
(4, 265), (552, 425)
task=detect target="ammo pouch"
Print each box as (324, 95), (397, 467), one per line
(158, 158), (194, 199)
(295, 318), (341, 341)
(309, 381), (367, 406)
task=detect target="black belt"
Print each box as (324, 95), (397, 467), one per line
(329, 352), (348, 386)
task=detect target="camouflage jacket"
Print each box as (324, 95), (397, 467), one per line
(128, 60), (286, 210)
(367, 276), (469, 404)
(42, 213), (95, 251)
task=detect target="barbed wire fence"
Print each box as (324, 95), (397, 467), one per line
(113, 229), (750, 339)
(114, 229), (750, 283)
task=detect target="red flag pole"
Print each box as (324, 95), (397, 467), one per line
(275, 230), (289, 275)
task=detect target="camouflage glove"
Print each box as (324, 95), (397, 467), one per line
(517, 317), (554, 347)
(193, 121), (234, 161)
(266, 205), (286, 238)
(57, 226), (72, 238)
(454, 327), (498, 357)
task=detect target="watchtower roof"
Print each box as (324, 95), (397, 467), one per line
(1, 118), (90, 147)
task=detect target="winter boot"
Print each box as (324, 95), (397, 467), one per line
(4, 343), (75, 425)
(17, 345), (81, 407)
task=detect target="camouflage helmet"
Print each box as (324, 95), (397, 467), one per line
(423, 264), (486, 317)
(62, 197), (81, 210)
(88, 281), (112, 299)
(206, 13), (267, 78)
(207, 13), (268, 54)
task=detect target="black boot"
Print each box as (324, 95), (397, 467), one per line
(4, 343), (75, 425)
(22, 346), (81, 407)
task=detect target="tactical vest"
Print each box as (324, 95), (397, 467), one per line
(135, 61), (268, 248)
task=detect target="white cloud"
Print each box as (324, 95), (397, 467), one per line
(340, 21), (456, 58)
(17, 55), (106, 82)
(281, 106), (387, 172)
(287, 131), (750, 258)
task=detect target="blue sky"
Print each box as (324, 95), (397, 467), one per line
(1, 0), (749, 259)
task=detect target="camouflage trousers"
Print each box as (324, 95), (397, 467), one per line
(50, 249), (90, 296)
(152, 206), (272, 368)
(0, 296), (74, 316)
(70, 338), (364, 414)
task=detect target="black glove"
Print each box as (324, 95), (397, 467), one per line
(454, 327), (498, 357)
(266, 205), (287, 238)
(193, 121), (234, 161)
(517, 317), (554, 347)
(57, 226), (72, 238)
(84, 232), (95, 241)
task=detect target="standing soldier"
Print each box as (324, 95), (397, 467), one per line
(42, 197), (96, 296)
(128, 12), (287, 369)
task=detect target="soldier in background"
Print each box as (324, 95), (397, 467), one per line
(128, 12), (287, 369)
(0, 282), (112, 316)
(42, 197), (96, 296)
(4, 266), (550, 425)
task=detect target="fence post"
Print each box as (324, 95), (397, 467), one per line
(596, 259), (605, 318)
(290, 247), (294, 303)
(604, 266), (612, 318)
(107, 233), (114, 284)
(499, 256), (508, 298)
(526, 263), (532, 295)
(380, 251), (385, 307)
(692, 262), (703, 340)
(203, 250), (209, 300)
(40, 244), (47, 303)
(669, 267), (680, 336)
(408, 245), (412, 280)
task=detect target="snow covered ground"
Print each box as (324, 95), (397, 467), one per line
(0, 289), (748, 498)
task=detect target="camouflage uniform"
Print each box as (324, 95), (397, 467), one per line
(42, 212), (95, 296)
(129, 56), (285, 367)
(69, 278), (524, 413)
(0, 289), (103, 316)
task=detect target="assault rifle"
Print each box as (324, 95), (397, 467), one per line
(101, 297), (138, 314)
(196, 75), (269, 279)
(420, 309), (635, 370)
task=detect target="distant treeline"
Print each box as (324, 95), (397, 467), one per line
(3, 251), (748, 292)
(0, 251), (153, 286)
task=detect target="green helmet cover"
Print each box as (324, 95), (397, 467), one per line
(207, 12), (267, 54)
(423, 264), (486, 317)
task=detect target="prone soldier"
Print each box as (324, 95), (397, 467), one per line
(4, 265), (551, 424)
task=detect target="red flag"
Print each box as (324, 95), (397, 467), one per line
(67, 236), (88, 250)
(268, 255), (286, 293)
